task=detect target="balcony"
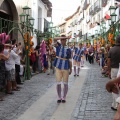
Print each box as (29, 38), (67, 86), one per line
(44, 18), (49, 32)
(94, 0), (101, 13)
(83, 0), (90, 10)
(89, 5), (95, 16)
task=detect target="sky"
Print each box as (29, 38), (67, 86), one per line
(49, 0), (80, 26)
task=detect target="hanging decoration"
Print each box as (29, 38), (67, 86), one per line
(24, 32), (33, 56)
(0, 33), (10, 44)
(49, 38), (52, 45)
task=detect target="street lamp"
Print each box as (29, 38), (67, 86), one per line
(110, 13), (117, 24)
(19, 13), (26, 23)
(22, 6), (31, 15)
(29, 17), (35, 26)
(19, 6), (35, 80)
(109, 6), (116, 15)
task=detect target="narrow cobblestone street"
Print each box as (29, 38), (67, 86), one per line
(0, 62), (116, 120)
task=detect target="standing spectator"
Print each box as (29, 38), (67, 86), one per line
(81, 46), (86, 67)
(88, 45), (94, 64)
(12, 39), (23, 85)
(85, 45), (89, 61)
(0, 43), (10, 100)
(30, 41), (36, 73)
(46, 46), (51, 75)
(107, 35), (120, 110)
(53, 35), (72, 103)
(4, 40), (18, 94)
(34, 45), (40, 73)
(50, 45), (56, 74)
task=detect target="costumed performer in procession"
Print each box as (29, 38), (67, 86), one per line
(53, 35), (72, 103)
(73, 43), (84, 76)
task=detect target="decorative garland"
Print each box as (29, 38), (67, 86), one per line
(24, 32), (33, 56)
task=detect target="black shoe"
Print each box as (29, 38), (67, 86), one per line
(62, 99), (66, 103)
(57, 99), (61, 103)
(77, 75), (79, 76)
(74, 74), (76, 77)
(111, 107), (117, 111)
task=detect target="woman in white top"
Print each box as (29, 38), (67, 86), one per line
(4, 40), (18, 94)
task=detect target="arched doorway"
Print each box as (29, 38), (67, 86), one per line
(0, 0), (18, 40)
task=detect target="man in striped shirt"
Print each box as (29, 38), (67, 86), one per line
(53, 35), (72, 103)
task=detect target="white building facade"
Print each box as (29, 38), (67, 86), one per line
(10, 0), (52, 46)
(58, 0), (120, 45)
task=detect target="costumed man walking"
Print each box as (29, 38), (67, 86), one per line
(73, 43), (84, 76)
(53, 35), (72, 103)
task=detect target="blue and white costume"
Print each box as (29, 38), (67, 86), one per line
(73, 46), (84, 76)
(73, 47), (84, 62)
(54, 42), (71, 70)
(54, 42), (71, 102)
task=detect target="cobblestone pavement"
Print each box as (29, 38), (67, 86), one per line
(0, 72), (56, 120)
(0, 62), (116, 120)
(71, 62), (115, 120)
(0, 70), (75, 120)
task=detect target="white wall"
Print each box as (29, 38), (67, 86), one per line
(31, 0), (48, 47)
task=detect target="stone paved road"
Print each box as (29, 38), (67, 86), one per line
(0, 72), (56, 120)
(0, 70), (75, 120)
(71, 62), (115, 120)
(0, 62), (116, 120)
